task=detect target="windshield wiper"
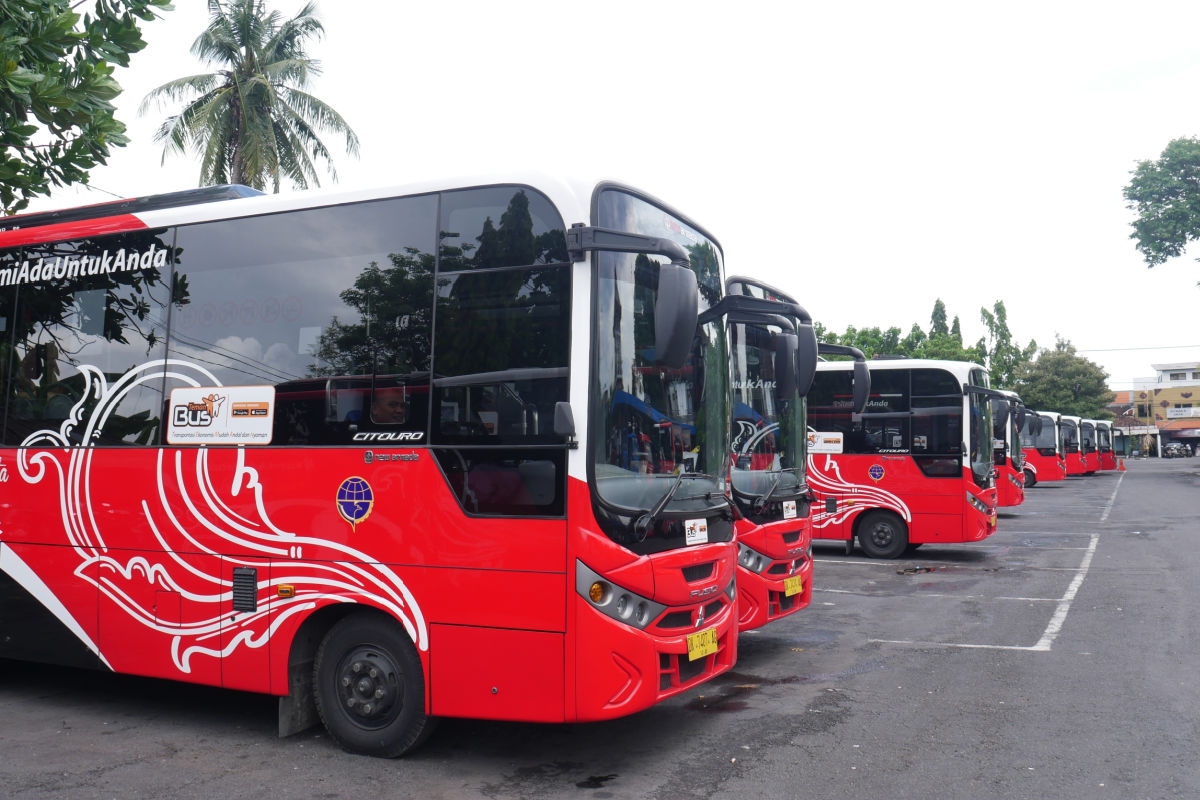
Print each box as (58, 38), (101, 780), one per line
(633, 470), (710, 541)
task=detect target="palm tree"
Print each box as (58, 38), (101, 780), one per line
(140, 0), (359, 192)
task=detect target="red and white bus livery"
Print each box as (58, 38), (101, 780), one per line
(1060, 415), (1086, 476)
(1095, 419), (1117, 470)
(1019, 410), (1066, 486)
(0, 176), (742, 756)
(721, 278), (863, 633)
(806, 359), (999, 558)
(1079, 419), (1100, 474)
(992, 390), (1026, 507)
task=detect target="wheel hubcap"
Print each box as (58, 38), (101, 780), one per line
(337, 648), (404, 729)
(869, 523), (894, 548)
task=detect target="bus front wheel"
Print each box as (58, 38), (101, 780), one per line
(1024, 469), (1037, 487)
(314, 614), (436, 757)
(856, 511), (908, 559)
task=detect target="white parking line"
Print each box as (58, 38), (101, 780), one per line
(816, 588), (1058, 602)
(867, 533), (1100, 652)
(1099, 473), (1125, 522)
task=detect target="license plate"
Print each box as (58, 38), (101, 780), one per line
(784, 576), (803, 597)
(686, 627), (719, 661)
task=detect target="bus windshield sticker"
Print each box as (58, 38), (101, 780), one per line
(167, 385), (275, 445)
(1, 244), (168, 287)
(685, 518), (709, 546)
(808, 431), (844, 454)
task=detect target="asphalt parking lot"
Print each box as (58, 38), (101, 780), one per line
(2, 457), (1198, 800)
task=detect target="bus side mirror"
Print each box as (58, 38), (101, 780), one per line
(774, 332), (799, 401)
(852, 360), (871, 414)
(794, 325), (817, 397)
(654, 263), (699, 369)
(554, 401), (576, 438)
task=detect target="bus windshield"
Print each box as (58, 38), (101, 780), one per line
(1023, 413), (1058, 451)
(729, 320), (806, 500)
(590, 189), (730, 544)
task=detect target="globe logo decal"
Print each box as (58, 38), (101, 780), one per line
(868, 464), (885, 481)
(336, 476), (374, 530)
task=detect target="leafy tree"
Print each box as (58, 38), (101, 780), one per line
(929, 299), (949, 336)
(912, 332), (985, 363)
(1014, 337), (1115, 418)
(0, 0), (172, 214)
(980, 300), (1036, 389)
(1124, 137), (1200, 269)
(140, 0), (358, 191)
(950, 315), (962, 342)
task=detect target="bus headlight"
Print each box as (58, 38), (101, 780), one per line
(575, 559), (667, 630)
(966, 492), (990, 514)
(737, 542), (771, 574)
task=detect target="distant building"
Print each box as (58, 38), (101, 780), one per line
(1112, 362), (1200, 456)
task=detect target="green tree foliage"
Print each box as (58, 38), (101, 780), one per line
(1124, 137), (1200, 268)
(1014, 337), (1115, 418)
(0, 0), (172, 214)
(930, 298), (949, 336)
(980, 300), (1037, 389)
(140, 0), (358, 192)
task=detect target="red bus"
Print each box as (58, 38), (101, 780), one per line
(721, 278), (864, 632)
(1093, 419), (1117, 471)
(1059, 415), (1087, 475)
(807, 359), (999, 558)
(992, 389), (1026, 507)
(1079, 419), (1100, 474)
(1019, 410), (1066, 486)
(0, 177), (743, 756)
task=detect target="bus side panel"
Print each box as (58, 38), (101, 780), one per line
(0, 542), (102, 669)
(429, 625), (564, 721)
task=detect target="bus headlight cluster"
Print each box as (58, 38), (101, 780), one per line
(1007, 473), (1023, 489)
(737, 542), (771, 574)
(575, 559), (667, 630)
(966, 492), (990, 514)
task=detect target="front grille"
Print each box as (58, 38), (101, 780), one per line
(681, 562), (715, 582)
(782, 530), (801, 544)
(659, 610), (695, 629)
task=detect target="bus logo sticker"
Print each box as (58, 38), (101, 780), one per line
(783, 500), (797, 519)
(684, 518), (708, 546)
(868, 464), (885, 481)
(167, 385), (275, 445)
(336, 476), (374, 530)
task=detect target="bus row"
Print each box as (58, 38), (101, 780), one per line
(0, 175), (1059, 757)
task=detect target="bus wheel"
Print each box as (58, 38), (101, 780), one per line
(314, 614), (435, 757)
(857, 511), (908, 559)
(1023, 469), (1037, 488)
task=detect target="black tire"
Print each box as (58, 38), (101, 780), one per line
(314, 614), (435, 757)
(1023, 469), (1037, 488)
(856, 510), (908, 559)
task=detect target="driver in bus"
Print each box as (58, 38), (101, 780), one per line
(371, 387), (408, 424)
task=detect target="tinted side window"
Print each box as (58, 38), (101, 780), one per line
(430, 187), (570, 517)
(169, 195), (437, 445)
(910, 368), (962, 455)
(431, 187), (570, 447)
(0, 229), (175, 446)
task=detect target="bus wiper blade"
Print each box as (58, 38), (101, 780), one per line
(752, 472), (785, 515)
(633, 470), (710, 541)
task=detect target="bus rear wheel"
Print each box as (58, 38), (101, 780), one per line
(856, 511), (908, 559)
(314, 614), (435, 757)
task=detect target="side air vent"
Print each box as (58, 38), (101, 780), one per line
(232, 567), (258, 612)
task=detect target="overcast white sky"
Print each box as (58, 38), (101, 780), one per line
(28, 0), (1200, 389)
